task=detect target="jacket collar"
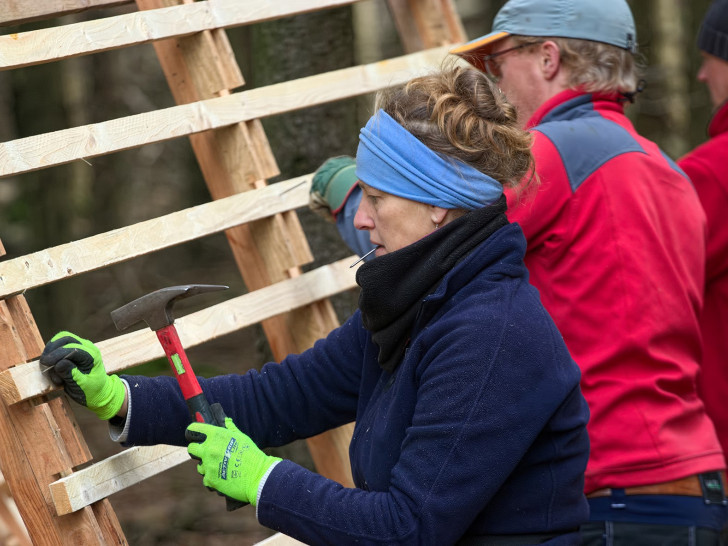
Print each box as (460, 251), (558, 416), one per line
(526, 89), (626, 129)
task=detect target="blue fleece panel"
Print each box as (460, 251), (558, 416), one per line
(535, 95), (646, 192)
(122, 223), (590, 545)
(660, 149), (691, 181)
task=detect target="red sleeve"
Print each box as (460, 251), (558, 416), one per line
(679, 150), (728, 280)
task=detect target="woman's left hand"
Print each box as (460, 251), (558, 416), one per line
(186, 417), (281, 506)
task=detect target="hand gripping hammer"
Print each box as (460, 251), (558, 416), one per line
(110, 284), (246, 511)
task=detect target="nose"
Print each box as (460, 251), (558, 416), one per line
(697, 60), (708, 83)
(354, 196), (373, 231)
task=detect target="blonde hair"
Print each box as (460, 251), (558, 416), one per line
(374, 64), (536, 196)
(512, 36), (641, 94)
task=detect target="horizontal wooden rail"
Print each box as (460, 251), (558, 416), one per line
(0, 0), (130, 26)
(0, 255), (360, 405)
(0, 0), (362, 70)
(50, 445), (188, 515)
(0, 46), (451, 177)
(0, 175), (311, 300)
(257, 534), (306, 546)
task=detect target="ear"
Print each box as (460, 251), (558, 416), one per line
(540, 41), (561, 80)
(430, 206), (449, 227)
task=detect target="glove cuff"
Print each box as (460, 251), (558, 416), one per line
(248, 455), (282, 507)
(93, 374), (126, 420)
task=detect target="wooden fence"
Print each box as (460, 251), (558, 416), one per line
(0, 0), (466, 543)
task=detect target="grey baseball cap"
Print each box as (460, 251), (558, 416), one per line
(451, 0), (637, 71)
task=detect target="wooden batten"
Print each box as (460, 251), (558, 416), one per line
(0, 257), (360, 405)
(0, 176), (311, 300)
(0, 46), (451, 178)
(0, 0), (362, 64)
(0, 0), (131, 26)
(50, 445), (189, 515)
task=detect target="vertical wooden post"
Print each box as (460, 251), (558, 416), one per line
(387, 0), (466, 52)
(0, 240), (126, 545)
(135, 0), (356, 487)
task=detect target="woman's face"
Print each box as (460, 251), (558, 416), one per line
(697, 52), (728, 109)
(353, 181), (438, 257)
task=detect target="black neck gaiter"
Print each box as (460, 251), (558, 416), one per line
(356, 196), (508, 373)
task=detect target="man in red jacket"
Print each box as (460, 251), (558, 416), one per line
(312, 0), (728, 542)
(679, 0), (728, 466)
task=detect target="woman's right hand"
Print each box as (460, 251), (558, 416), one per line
(40, 331), (126, 420)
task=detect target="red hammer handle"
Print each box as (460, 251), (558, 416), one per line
(156, 325), (203, 399)
(156, 325), (221, 425)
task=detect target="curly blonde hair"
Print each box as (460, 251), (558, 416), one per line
(374, 65), (536, 196)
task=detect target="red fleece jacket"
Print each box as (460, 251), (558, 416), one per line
(509, 89), (724, 493)
(679, 101), (728, 461)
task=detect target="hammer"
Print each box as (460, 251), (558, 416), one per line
(110, 284), (246, 511)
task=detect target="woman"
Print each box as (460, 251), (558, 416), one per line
(41, 66), (590, 545)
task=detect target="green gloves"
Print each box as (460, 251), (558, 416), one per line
(186, 417), (281, 506)
(40, 331), (125, 420)
(309, 156), (359, 221)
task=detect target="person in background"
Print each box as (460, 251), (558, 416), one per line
(313, 0), (728, 542)
(679, 0), (728, 467)
(41, 66), (591, 545)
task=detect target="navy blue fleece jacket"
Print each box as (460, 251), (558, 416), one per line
(121, 223), (589, 545)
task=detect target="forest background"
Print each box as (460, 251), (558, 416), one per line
(0, 0), (717, 544)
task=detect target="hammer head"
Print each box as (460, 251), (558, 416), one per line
(110, 284), (228, 332)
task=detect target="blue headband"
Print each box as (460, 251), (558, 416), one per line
(355, 110), (503, 210)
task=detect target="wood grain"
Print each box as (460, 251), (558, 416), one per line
(0, 0), (361, 70)
(0, 175), (311, 299)
(0, 256), (360, 405)
(0, 46), (451, 177)
(0, 0), (131, 26)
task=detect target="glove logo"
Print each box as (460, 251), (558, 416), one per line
(219, 438), (238, 480)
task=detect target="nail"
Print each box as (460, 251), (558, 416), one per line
(349, 247), (377, 268)
(279, 178), (308, 196)
(41, 348), (78, 373)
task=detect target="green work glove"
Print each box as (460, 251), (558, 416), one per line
(309, 155), (358, 221)
(39, 331), (125, 420)
(186, 417), (281, 506)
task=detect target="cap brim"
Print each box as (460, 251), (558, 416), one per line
(450, 31), (510, 73)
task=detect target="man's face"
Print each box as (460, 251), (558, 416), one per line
(485, 39), (547, 127)
(697, 51), (728, 109)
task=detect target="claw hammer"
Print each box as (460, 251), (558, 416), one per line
(110, 284), (246, 511)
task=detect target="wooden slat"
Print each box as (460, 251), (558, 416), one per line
(0, 0), (131, 26)
(0, 46), (451, 177)
(0, 175), (311, 300)
(0, 256), (360, 405)
(387, 0), (466, 52)
(48, 423), (355, 518)
(50, 445), (189, 515)
(0, 0), (362, 71)
(257, 534), (306, 546)
(0, 294), (126, 543)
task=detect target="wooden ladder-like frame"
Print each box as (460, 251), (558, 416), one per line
(0, 1), (465, 543)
